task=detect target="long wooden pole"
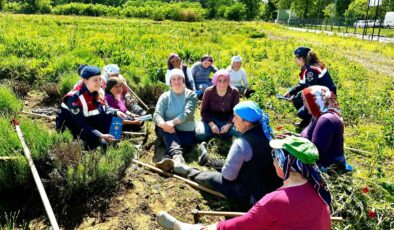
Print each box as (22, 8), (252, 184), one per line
(279, 130), (374, 155)
(132, 159), (226, 198)
(123, 131), (146, 136)
(192, 209), (343, 222)
(11, 119), (60, 230)
(345, 146), (373, 155)
(124, 85), (149, 110)
(20, 111), (55, 120)
(0, 156), (23, 161)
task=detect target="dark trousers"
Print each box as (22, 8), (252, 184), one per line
(204, 157), (225, 171)
(155, 126), (196, 158)
(187, 169), (251, 211)
(236, 86), (255, 99)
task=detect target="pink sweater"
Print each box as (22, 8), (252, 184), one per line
(217, 183), (331, 230)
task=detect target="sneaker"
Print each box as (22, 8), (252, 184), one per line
(197, 142), (208, 166)
(155, 158), (174, 172)
(172, 154), (185, 164)
(157, 211), (176, 230)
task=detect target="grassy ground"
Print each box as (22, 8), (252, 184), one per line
(0, 13), (393, 229)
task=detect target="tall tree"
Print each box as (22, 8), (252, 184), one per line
(239, 0), (261, 19)
(336, 0), (352, 17)
(272, 0), (291, 9)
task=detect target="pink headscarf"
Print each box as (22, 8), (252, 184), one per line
(212, 69), (230, 85)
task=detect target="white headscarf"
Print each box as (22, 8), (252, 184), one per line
(231, 56), (242, 65)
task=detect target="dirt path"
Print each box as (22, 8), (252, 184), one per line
(75, 144), (225, 229)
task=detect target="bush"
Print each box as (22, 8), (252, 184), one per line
(52, 1), (205, 21)
(0, 85), (22, 116)
(0, 117), (73, 190)
(179, 8), (203, 22)
(52, 3), (119, 17)
(0, 57), (41, 84)
(65, 142), (135, 193)
(59, 72), (80, 96)
(121, 2), (205, 21)
(224, 3), (247, 21)
(2, 0), (51, 14)
(3, 2), (25, 13)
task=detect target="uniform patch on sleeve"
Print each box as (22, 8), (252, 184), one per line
(71, 108), (80, 114)
(306, 71), (314, 81)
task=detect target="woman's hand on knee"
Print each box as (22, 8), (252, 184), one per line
(209, 122), (220, 134)
(219, 123), (231, 134)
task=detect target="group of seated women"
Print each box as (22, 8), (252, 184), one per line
(56, 47), (351, 229)
(165, 54), (253, 98)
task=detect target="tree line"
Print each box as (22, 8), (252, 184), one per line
(0, 0), (393, 21)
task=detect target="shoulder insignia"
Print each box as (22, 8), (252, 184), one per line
(306, 71), (314, 81)
(71, 108), (80, 114)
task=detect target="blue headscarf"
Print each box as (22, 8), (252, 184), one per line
(233, 101), (274, 141)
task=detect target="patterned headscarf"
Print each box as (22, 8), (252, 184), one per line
(302, 85), (340, 118)
(270, 137), (331, 206)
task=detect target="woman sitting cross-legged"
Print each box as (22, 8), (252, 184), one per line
(104, 77), (144, 132)
(195, 69), (240, 142)
(159, 101), (282, 211)
(157, 136), (331, 230)
(154, 69), (198, 170)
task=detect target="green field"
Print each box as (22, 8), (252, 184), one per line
(0, 13), (393, 229)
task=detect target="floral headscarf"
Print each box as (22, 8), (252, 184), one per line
(302, 85), (340, 117)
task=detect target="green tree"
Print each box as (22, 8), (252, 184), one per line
(336, 0), (352, 17)
(260, 0), (277, 21)
(225, 2), (247, 20)
(200, 0), (232, 18)
(288, 0), (320, 18)
(323, 2), (336, 18)
(272, 0), (291, 9)
(239, 0), (261, 20)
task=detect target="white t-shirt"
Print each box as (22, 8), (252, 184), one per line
(227, 68), (249, 88)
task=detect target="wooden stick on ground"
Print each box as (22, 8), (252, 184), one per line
(132, 159), (226, 198)
(124, 85), (149, 110)
(123, 131), (146, 136)
(20, 111), (55, 120)
(345, 146), (374, 155)
(11, 119), (60, 230)
(192, 209), (343, 222)
(0, 156), (23, 161)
